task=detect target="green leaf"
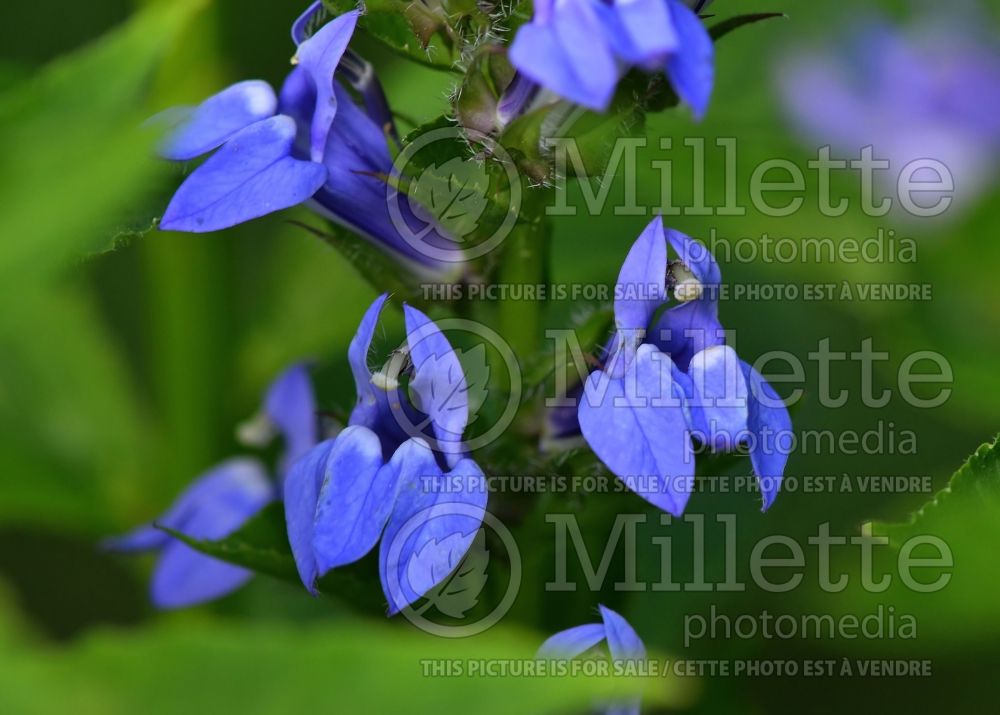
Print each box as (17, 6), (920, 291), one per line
(0, 287), (152, 533)
(398, 116), (520, 260)
(0, 596), (691, 715)
(418, 530), (490, 619)
(409, 156), (493, 240)
(323, 0), (459, 71)
(500, 103), (557, 184)
(869, 436), (1000, 541)
(160, 503), (300, 583)
(709, 12), (787, 42)
(0, 0), (207, 294)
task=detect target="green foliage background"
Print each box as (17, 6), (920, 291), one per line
(0, 0), (998, 712)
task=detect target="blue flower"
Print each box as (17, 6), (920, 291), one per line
(575, 217), (791, 515)
(776, 9), (1000, 216)
(105, 364), (318, 608)
(283, 295), (487, 614)
(509, 0), (713, 116)
(158, 10), (460, 275)
(539, 605), (646, 715)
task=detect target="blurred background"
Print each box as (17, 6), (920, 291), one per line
(1, 0), (998, 712)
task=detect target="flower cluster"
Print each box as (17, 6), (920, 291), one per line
(283, 295), (486, 612)
(105, 365), (317, 608)
(573, 217), (792, 515)
(777, 8), (1000, 216)
(111, 1), (791, 683)
(157, 8), (459, 275)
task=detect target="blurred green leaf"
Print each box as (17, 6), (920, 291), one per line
(870, 436), (1000, 541)
(0, 286), (151, 532)
(0, 599), (689, 715)
(0, 0), (206, 533)
(0, 0), (206, 293)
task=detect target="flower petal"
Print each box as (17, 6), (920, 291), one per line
(537, 623), (607, 658)
(379, 441), (487, 614)
(312, 425), (393, 574)
(404, 304), (468, 468)
(741, 360), (792, 510)
(291, 1), (324, 45)
(151, 540), (254, 609)
(664, 0), (714, 120)
(579, 344), (694, 516)
(283, 439), (336, 593)
(159, 80), (277, 161)
(295, 10), (360, 162)
(599, 604), (646, 660)
(650, 300), (724, 372)
(614, 217), (667, 333)
(143, 458), (273, 609)
(600, 604), (645, 715)
(603, 0), (679, 66)
(687, 345), (749, 452)
(104, 458), (272, 553)
(264, 362), (318, 473)
(309, 84), (463, 276)
(347, 293), (390, 411)
(509, 0), (620, 111)
(160, 115), (327, 233)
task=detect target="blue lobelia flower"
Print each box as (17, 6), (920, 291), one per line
(283, 294), (487, 614)
(157, 9), (460, 275)
(539, 605), (646, 715)
(776, 9), (1000, 218)
(508, 0), (713, 116)
(576, 217), (791, 515)
(104, 363), (318, 608)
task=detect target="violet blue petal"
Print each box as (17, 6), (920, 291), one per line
(147, 458), (273, 608)
(283, 438), (337, 594)
(602, 0), (678, 67)
(312, 425), (394, 574)
(265, 362), (318, 472)
(151, 540), (255, 609)
(537, 623), (607, 658)
(614, 216), (667, 333)
(379, 440), (487, 614)
(291, 1), (325, 45)
(687, 345), (749, 452)
(160, 115), (327, 233)
(578, 344), (694, 516)
(649, 300), (724, 372)
(309, 83), (462, 275)
(600, 604), (645, 715)
(404, 304), (469, 468)
(664, 0), (714, 120)
(295, 10), (360, 162)
(600, 604), (646, 660)
(159, 80), (277, 161)
(509, 0), (620, 111)
(347, 293), (390, 414)
(666, 228), (720, 287)
(104, 457), (271, 554)
(740, 360), (792, 510)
